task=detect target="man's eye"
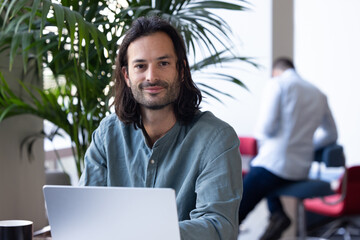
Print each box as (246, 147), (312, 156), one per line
(135, 64), (145, 69)
(159, 61), (169, 66)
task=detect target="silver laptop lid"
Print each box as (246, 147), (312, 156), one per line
(43, 185), (180, 240)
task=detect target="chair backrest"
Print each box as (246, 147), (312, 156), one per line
(314, 143), (345, 167)
(312, 143), (346, 183)
(45, 169), (71, 185)
(238, 137), (258, 173)
(341, 166), (360, 214)
(238, 137), (258, 156)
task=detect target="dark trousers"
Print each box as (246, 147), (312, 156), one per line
(239, 166), (297, 224)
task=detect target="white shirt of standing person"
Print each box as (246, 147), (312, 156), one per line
(251, 69), (338, 180)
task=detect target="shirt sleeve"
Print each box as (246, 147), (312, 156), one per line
(313, 97), (338, 149)
(254, 80), (282, 140)
(178, 127), (242, 240)
(78, 124), (108, 186)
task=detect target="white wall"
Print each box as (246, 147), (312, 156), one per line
(0, 55), (48, 230)
(200, 0), (272, 136)
(0, 116), (47, 230)
(294, 0), (360, 166)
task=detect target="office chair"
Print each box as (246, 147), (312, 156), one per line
(238, 136), (258, 174)
(238, 136), (258, 234)
(304, 165), (360, 240)
(45, 169), (71, 185)
(33, 170), (71, 238)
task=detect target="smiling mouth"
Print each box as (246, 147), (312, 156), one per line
(143, 86), (165, 94)
(140, 81), (168, 94)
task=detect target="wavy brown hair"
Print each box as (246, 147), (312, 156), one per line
(114, 16), (202, 129)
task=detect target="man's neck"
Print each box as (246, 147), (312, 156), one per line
(141, 106), (177, 148)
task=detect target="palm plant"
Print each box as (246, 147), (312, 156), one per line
(0, 0), (256, 178)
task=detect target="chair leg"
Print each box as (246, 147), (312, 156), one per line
(320, 219), (342, 239)
(341, 219), (360, 240)
(318, 218), (360, 240)
(346, 223), (360, 235)
(332, 227), (352, 240)
(343, 228), (351, 240)
(296, 200), (307, 240)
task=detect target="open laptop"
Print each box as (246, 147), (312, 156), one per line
(43, 185), (181, 240)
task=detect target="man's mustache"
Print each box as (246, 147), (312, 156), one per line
(139, 80), (169, 89)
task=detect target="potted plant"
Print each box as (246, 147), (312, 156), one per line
(0, 0), (256, 178)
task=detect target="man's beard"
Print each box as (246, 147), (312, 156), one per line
(129, 78), (180, 110)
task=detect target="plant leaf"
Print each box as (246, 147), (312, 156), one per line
(21, 31), (33, 72)
(40, 0), (51, 36)
(9, 32), (21, 71)
(29, 0), (41, 31)
(64, 6), (76, 53)
(52, 2), (65, 49)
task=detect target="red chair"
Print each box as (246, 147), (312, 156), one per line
(238, 137), (258, 174)
(304, 166), (360, 239)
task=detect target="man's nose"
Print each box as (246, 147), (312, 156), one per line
(146, 65), (158, 82)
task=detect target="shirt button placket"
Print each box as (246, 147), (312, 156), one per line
(146, 158), (157, 187)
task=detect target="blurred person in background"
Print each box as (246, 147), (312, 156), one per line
(238, 57), (338, 240)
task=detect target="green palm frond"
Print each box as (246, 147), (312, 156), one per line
(0, 0), (108, 72)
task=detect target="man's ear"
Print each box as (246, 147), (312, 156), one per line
(122, 67), (130, 87)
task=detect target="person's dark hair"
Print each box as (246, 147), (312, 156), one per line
(272, 57), (295, 71)
(114, 16), (202, 128)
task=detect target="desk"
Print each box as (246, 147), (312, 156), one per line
(33, 225), (51, 239)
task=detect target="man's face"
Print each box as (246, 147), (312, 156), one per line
(122, 32), (180, 110)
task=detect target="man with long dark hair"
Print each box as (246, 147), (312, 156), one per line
(79, 16), (242, 240)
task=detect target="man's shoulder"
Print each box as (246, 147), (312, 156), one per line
(181, 111), (239, 157)
(190, 111), (234, 133)
(99, 113), (121, 126)
(98, 113), (130, 133)
(279, 70), (322, 94)
(96, 113), (142, 141)
(193, 110), (225, 124)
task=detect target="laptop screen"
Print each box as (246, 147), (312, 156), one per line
(43, 185), (181, 240)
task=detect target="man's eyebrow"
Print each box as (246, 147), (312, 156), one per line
(132, 59), (146, 64)
(131, 54), (175, 64)
(157, 54), (174, 60)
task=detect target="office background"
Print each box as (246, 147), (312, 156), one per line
(1, 0), (359, 231)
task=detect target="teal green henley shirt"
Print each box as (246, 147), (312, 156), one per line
(79, 111), (242, 240)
